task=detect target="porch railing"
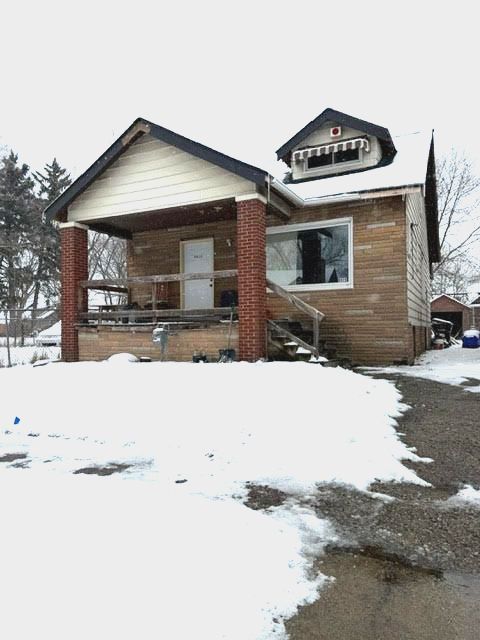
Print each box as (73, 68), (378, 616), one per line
(78, 270), (238, 325)
(77, 270), (325, 358)
(80, 269), (238, 289)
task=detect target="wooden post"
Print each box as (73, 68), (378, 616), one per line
(313, 315), (320, 354)
(152, 283), (157, 310)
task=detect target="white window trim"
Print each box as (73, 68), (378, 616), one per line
(266, 217), (354, 292)
(302, 148), (363, 177)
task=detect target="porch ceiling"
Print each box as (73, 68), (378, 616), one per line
(83, 198), (285, 238)
(85, 199), (238, 238)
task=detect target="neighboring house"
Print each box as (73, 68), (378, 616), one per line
(0, 308), (58, 339)
(469, 295), (480, 331)
(35, 320), (62, 347)
(45, 108), (440, 365)
(431, 294), (473, 337)
(34, 308), (60, 332)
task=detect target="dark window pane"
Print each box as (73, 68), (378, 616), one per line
(298, 230), (325, 284)
(307, 153), (332, 169)
(333, 147), (359, 164)
(267, 224), (350, 287)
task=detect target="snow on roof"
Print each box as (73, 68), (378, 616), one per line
(38, 320), (61, 337)
(37, 308), (55, 320)
(274, 131), (432, 203)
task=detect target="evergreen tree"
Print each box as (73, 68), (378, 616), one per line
(32, 158), (71, 310)
(35, 158), (71, 203)
(0, 151), (36, 311)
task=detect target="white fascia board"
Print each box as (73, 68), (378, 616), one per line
(235, 193), (268, 204)
(58, 221), (89, 230)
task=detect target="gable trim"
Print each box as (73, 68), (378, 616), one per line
(44, 118), (268, 222)
(431, 294), (471, 309)
(276, 108), (396, 164)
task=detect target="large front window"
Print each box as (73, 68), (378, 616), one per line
(266, 219), (353, 290)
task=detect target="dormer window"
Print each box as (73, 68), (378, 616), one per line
(307, 146), (360, 170)
(291, 136), (369, 179)
(276, 108), (397, 184)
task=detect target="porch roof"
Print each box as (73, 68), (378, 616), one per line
(44, 118), (270, 224)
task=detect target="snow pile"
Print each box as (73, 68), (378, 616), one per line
(367, 344), (480, 392)
(0, 361), (426, 639)
(447, 485), (480, 507)
(107, 351), (139, 363)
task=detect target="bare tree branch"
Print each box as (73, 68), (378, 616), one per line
(433, 150), (480, 298)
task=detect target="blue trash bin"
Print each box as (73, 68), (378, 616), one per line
(462, 330), (480, 348)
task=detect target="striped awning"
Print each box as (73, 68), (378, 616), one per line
(292, 137), (369, 162)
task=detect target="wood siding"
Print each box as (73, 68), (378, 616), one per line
(406, 191), (431, 326)
(68, 134), (254, 222)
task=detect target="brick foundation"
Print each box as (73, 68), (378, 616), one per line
(60, 224), (88, 362)
(236, 198), (266, 361)
(78, 324), (239, 362)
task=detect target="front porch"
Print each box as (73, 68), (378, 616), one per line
(60, 196), (325, 363)
(78, 267), (240, 362)
(75, 268), (324, 362)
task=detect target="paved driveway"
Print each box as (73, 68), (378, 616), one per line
(251, 370), (480, 639)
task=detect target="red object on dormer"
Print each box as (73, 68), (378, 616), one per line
(330, 126), (342, 138)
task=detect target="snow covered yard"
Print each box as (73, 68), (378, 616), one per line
(0, 361), (428, 639)
(0, 342), (60, 367)
(366, 344), (480, 392)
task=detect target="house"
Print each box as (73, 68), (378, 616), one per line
(44, 108), (440, 365)
(431, 294), (473, 337)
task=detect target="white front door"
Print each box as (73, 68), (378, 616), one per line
(181, 238), (214, 309)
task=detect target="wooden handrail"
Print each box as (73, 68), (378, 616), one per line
(79, 307), (234, 322)
(266, 278), (325, 355)
(80, 269), (238, 289)
(266, 278), (325, 322)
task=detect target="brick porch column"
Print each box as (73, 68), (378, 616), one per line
(236, 195), (267, 361)
(59, 222), (88, 362)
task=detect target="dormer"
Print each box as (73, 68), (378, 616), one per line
(276, 108), (397, 183)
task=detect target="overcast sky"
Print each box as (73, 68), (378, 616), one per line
(1, 0), (478, 180)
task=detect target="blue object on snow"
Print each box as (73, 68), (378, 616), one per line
(13, 417), (20, 425)
(462, 334), (480, 349)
